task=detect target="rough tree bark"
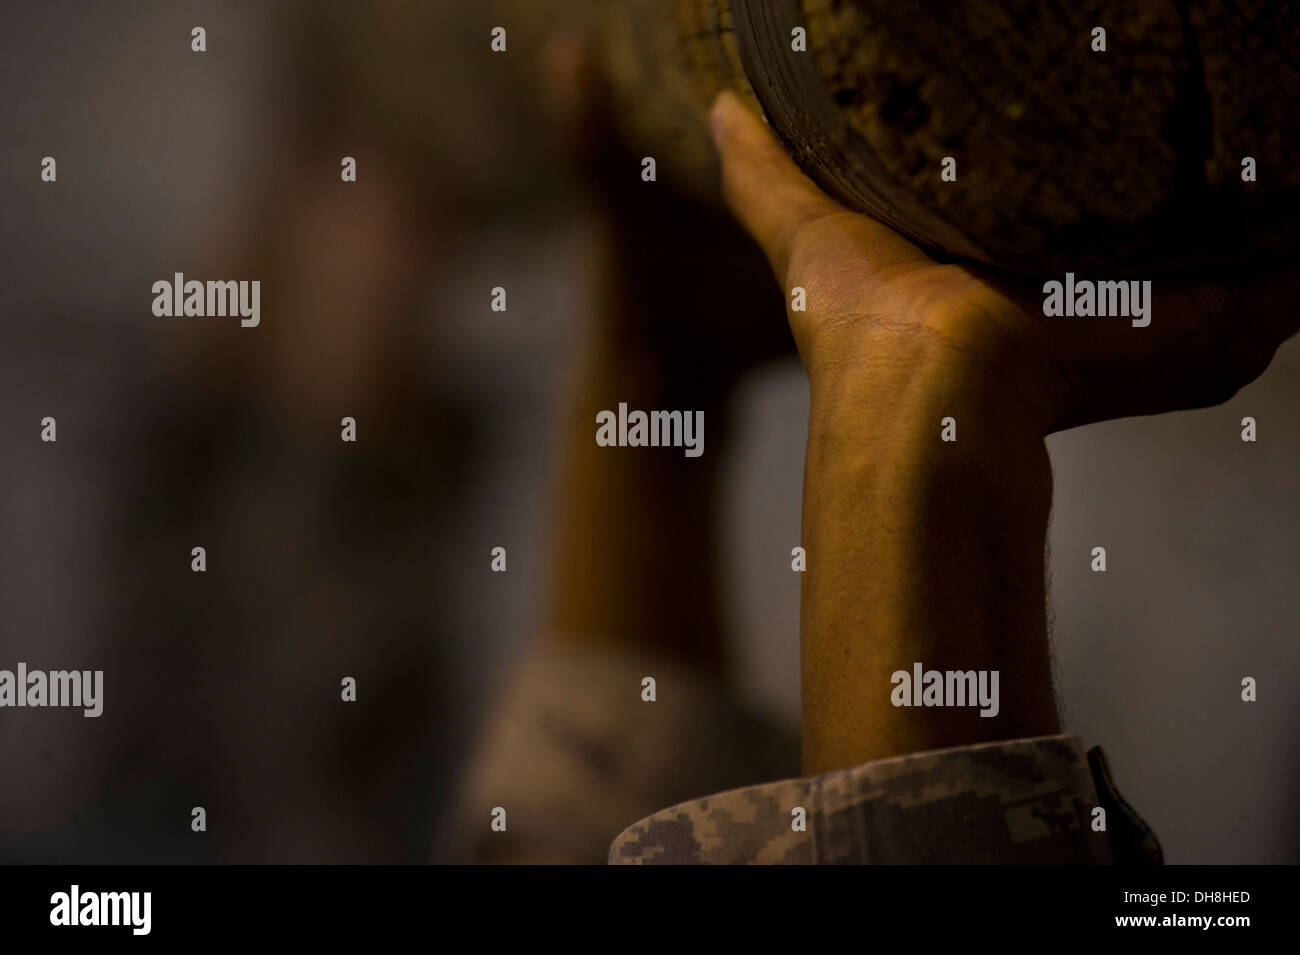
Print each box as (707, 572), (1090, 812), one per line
(594, 0), (1300, 276)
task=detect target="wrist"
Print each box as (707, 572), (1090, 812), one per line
(804, 304), (1063, 441)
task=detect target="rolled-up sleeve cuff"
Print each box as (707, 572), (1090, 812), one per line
(608, 734), (1162, 864)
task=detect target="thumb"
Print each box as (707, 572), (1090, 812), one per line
(710, 90), (845, 280)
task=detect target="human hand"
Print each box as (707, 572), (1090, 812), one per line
(543, 38), (791, 393)
(710, 90), (1300, 434)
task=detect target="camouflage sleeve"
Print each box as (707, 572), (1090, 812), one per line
(432, 641), (1160, 866)
(608, 735), (1163, 865)
(431, 641), (799, 864)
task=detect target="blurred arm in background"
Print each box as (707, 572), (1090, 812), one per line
(434, 36), (799, 864)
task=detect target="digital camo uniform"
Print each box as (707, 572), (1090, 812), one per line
(608, 736), (1163, 864)
(435, 643), (1161, 865)
(433, 642), (800, 864)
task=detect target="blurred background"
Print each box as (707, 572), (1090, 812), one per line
(0, 0), (1295, 864)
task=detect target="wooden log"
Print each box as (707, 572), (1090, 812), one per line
(596, 0), (1300, 275)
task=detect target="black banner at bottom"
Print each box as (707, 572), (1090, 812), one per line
(0, 863), (1282, 941)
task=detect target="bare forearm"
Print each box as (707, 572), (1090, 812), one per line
(545, 345), (728, 674)
(800, 331), (1059, 774)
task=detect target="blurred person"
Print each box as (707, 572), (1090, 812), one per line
(83, 0), (563, 862)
